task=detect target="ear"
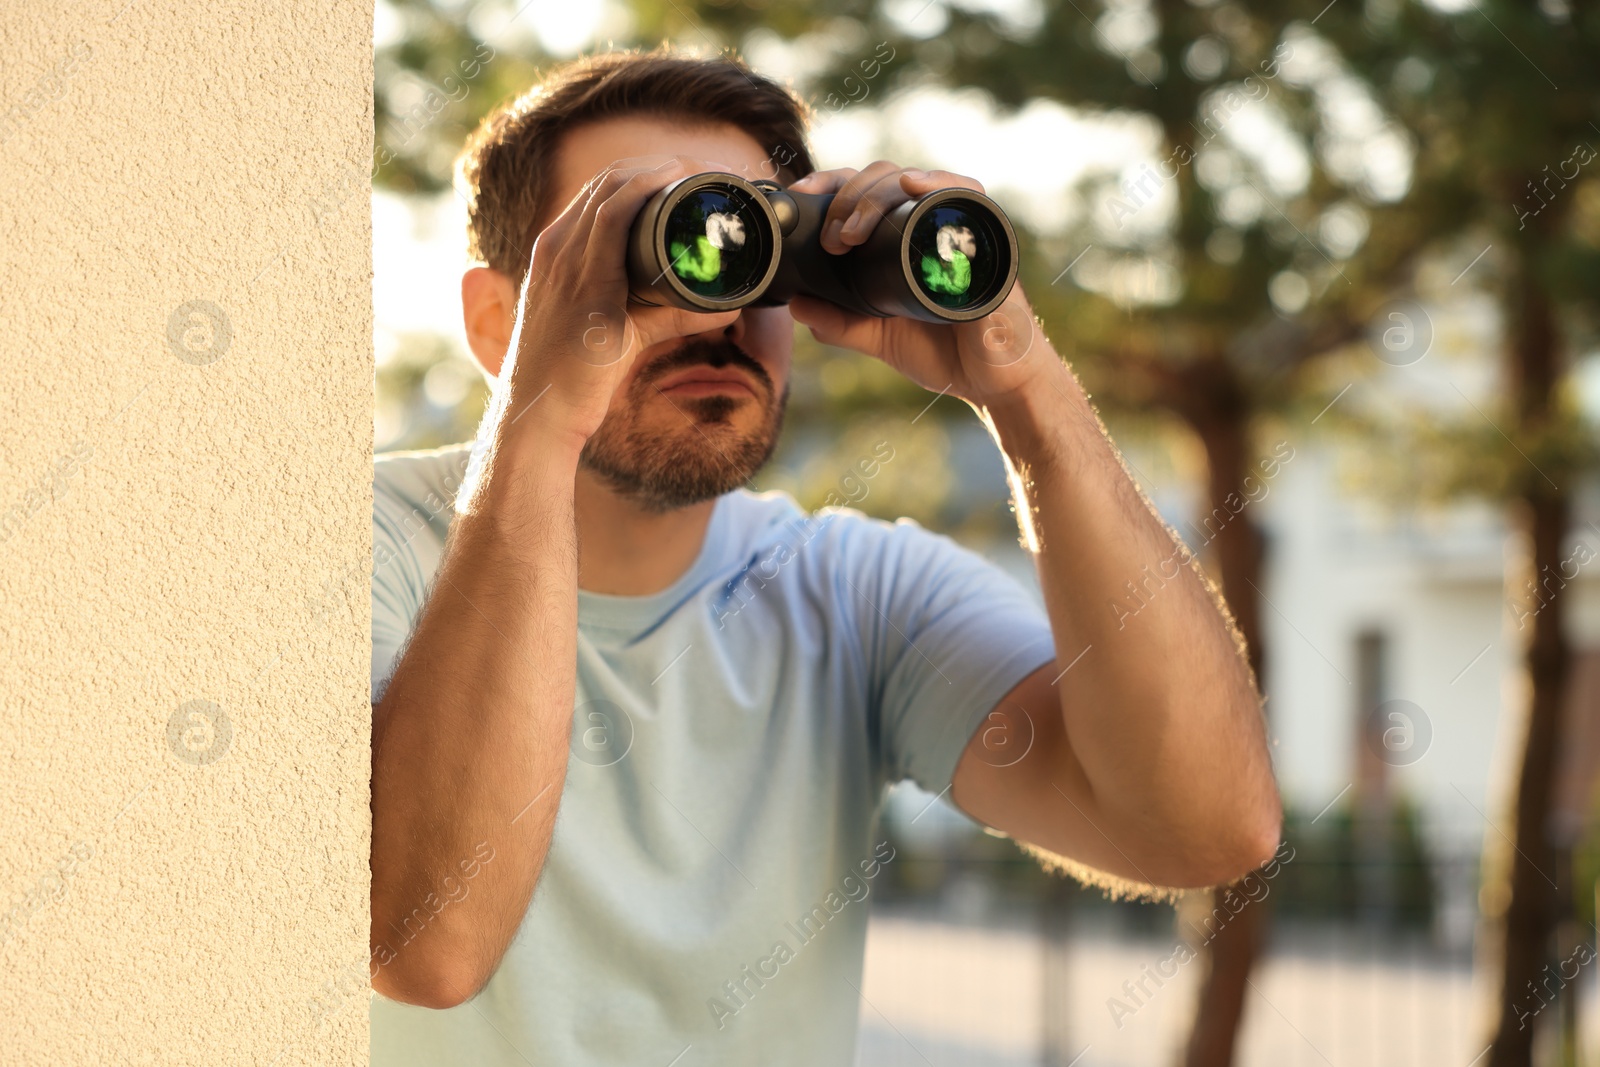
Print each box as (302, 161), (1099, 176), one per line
(461, 266), (518, 378)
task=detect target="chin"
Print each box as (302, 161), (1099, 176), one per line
(578, 379), (790, 511)
(580, 411), (782, 512)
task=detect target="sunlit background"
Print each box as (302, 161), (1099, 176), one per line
(372, 0), (1600, 1062)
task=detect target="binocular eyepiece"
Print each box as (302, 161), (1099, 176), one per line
(626, 172), (1018, 323)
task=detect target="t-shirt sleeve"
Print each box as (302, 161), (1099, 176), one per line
(371, 481), (437, 705)
(846, 515), (1058, 794)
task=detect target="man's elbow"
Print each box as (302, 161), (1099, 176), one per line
(1190, 791), (1285, 889)
(372, 956), (489, 1010)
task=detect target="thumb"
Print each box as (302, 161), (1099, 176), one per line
(629, 305), (740, 352)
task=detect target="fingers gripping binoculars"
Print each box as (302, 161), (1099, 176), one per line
(626, 172), (1018, 323)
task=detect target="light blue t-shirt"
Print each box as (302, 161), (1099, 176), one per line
(369, 442), (1056, 1067)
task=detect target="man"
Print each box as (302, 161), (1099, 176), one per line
(369, 48), (1280, 1066)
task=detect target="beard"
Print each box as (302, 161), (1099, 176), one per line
(579, 338), (788, 513)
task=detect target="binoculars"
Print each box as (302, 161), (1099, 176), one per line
(626, 172), (1018, 323)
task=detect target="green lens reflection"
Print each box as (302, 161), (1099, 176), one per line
(908, 202), (1003, 310)
(663, 187), (768, 299)
(670, 236), (721, 282)
(919, 247), (972, 296)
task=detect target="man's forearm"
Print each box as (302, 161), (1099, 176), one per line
(981, 357), (1280, 875)
(370, 438), (581, 1008)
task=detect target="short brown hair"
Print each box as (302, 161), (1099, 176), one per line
(456, 48), (816, 286)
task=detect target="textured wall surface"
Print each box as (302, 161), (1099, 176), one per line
(0, 2), (372, 1063)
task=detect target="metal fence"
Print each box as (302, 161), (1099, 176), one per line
(855, 790), (1593, 1066)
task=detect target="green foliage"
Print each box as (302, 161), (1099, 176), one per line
(1272, 796), (1438, 930)
(375, 0), (548, 195)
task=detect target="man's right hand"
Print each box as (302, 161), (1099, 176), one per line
(493, 155), (744, 456)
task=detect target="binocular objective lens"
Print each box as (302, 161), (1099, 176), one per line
(908, 202), (1004, 311)
(663, 187), (768, 300)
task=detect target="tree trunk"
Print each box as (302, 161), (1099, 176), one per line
(1485, 245), (1572, 1067)
(1180, 370), (1271, 1067)
(1486, 491), (1572, 1066)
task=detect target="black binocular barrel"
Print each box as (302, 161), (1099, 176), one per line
(626, 172), (783, 312)
(756, 185), (1017, 323)
(626, 172), (1017, 324)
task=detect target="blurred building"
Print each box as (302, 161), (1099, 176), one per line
(1258, 444), (1600, 948)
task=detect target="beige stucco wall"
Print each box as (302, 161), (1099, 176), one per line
(0, 2), (372, 1063)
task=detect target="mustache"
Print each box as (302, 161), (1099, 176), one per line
(636, 339), (774, 395)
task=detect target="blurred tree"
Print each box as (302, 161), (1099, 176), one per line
(374, 0), (547, 196)
(1307, 4), (1600, 1062)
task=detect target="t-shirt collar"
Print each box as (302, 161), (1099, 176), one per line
(576, 492), (734, 641)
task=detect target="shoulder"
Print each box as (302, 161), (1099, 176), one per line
(372, 442), (472, 575)
(374, 442), (473, 513)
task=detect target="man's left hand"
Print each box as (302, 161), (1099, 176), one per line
(785, 161), (1051, 407)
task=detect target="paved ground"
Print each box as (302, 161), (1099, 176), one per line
(856, 913), (1493, 1066)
